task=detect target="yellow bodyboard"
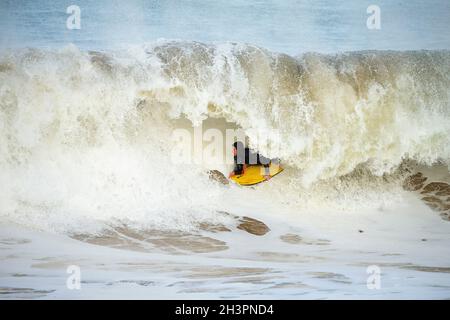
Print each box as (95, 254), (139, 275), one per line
(230, 163), (283, 186)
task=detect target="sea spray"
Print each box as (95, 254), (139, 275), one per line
(0, 42), (449, 231)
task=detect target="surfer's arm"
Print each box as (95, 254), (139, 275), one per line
(230, 163), (244, 177)
(262, 163), (271, 180)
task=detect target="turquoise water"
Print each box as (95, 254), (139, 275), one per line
(1, 0), (449, 54)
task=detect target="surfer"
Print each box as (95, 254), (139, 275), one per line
(229, 141), (275, 180)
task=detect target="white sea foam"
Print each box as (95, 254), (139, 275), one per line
(0, 42), (449, 231)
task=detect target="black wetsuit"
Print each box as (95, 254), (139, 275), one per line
(233, 147), (271, 175)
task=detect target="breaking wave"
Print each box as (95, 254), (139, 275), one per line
(1, 41), (449, 231)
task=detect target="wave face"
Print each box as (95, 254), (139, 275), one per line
(1, 42), (450, 230)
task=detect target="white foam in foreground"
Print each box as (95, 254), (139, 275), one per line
(1, 189), (450, 299)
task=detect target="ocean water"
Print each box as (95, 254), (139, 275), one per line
(1, 1), (450, 299)
(1, 0), (450, 53)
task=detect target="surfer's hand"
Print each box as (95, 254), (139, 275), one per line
(228, 172), (235, 178)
